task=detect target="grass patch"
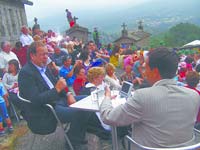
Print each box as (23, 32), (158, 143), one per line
(0, 122), (28, 150)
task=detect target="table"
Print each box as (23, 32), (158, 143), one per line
(70, 91), (126, 150)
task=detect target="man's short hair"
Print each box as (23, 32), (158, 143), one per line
(62, 55), (72, 64)
(186, 71), (200, 88)
(27, 41), (45, 61)
(148, 47), (178, 79)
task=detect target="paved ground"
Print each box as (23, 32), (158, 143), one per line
(15, 126), (126, 150)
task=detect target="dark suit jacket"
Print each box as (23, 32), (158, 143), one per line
(18, 61), (66, 134)
(18, 61), (66, 105)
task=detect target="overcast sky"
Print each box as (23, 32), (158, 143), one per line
(25, 0), (150, 21)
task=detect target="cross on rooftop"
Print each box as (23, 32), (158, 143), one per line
(121, 23), (127, 30)
(73, 16), (78, 24)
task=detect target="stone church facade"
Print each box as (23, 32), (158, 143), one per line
(0, 0), (33, 44)
(114, 21), (151, 49)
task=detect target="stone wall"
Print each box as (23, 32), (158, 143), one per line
(136, 37), (150, 48)
(0, 0), (27, 44)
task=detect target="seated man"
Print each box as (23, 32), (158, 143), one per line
(18, 41), (92, 149)
(0, 41), (20, 77)
(50, 46), (68, 67)
(100, 47), (200, 148)
(19, 26), (34, 47)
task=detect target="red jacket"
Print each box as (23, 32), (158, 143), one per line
(73, 77), (86, 95)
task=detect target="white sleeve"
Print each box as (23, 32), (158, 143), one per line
(0, 55), (6, 69)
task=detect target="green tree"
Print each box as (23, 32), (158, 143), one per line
(164, 23), (200, 47)
(149, 34), (166, 48)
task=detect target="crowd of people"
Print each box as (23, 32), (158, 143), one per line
(0, 24), (200, 150)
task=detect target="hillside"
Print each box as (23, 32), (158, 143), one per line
(27, 0), (200, 42)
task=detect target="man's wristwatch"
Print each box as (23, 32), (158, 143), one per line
(67, 92), (73, 96)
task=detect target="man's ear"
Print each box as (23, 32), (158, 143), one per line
(30, 53), (34, 60)
(153, 68), (162, 80)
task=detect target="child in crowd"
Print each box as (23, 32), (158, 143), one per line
(2, 59), (19, 94)
(2, 59), (20, 109)
(0, 81), (13, 135)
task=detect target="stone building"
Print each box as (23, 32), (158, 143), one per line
(130, 21), (151, 48)
(66, 18), (90, 44)
(0, 0), (33, 44)
(114, 23), (136, 48)
(114, 21), (151, 49)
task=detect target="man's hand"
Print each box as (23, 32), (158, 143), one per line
(67, 93), (76, 105)
(55, 77), (67, 93)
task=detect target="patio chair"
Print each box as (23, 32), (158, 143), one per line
(17, 92), (74, 150)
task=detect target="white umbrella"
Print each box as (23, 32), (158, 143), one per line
(182, 40), (200, 48)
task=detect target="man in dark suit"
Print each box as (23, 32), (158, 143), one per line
(18, 41), (90, 149)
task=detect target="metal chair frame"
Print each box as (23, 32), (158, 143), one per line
(125, 129), (200, 150)
(9, 100), (20, 122)
(17, 92), (74, 150)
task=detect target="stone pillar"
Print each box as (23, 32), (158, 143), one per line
(3, 7), (10, 38)
(16, 9), (23, 31)
(20, 8), (27, 26)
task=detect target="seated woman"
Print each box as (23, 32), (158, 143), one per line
(73, 65), (87, 95)
(80, 67), (127, 138)
(79, 50), (92, 74)
(109, 45), (120, 67)
(80, 67), (111, 138)
(80, 67), (106, 96)
(104, 63), (121, 90)
(120, 65), (143, 87)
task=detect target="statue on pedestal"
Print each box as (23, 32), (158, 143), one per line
(32, 17), (40, 36)
(93, 27), (100, 49)
(65, 9), (78, 28)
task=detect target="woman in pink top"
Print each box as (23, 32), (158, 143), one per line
(123, 53), (139, 69)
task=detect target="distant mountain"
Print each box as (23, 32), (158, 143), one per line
(28, 0), (200, 40)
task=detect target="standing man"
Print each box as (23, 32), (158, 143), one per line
(18, 41), (91, 149)
(100, 47), (200, 148)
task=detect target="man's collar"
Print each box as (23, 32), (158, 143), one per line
(153, 79), (177, 87)
(31, 62), (47, 72)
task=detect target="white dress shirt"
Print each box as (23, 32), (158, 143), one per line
(20, 33), (34, 47)
(0, 51), (19, 71)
